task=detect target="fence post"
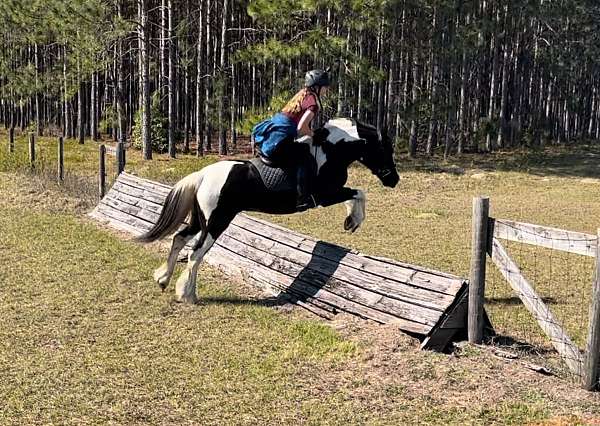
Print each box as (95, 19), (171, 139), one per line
(29, 132), (35, 169)
(469, 196), (489, 344)
(8, 127), (14, 153)
(99, 144), (106, 200)
(116, 142), (125, 174)
(583, 229), (600, 391)
(57, 136), (64, 183)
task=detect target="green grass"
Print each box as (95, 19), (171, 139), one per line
(2, 131), (600, 423)
(0, 202), (361, 424)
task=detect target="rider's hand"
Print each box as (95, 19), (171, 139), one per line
(312, 127), (330, 145)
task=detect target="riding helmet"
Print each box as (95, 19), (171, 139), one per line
(305, 69), (330, 88)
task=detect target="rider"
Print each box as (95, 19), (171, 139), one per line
(252, 69), (330, 211)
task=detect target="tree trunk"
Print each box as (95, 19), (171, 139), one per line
(77, 60), (85, 145)
(204, 0), (212, 152)
(217, 0), (229, 155)
(160, 0), (167, 112)
(195, 0), (204, 156)
(34, 44), (41, 136)
(140, 0), (152, 160)
(167, 0), (176, 158)
(486, 14), (499, 151)
(63, 46), (71, 138)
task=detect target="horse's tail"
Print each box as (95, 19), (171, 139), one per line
(136, 171), (204, 243)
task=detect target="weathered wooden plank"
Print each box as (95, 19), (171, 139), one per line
(205, 244), (430, 334)
(112, 181), (167, 205)
(121, 172), (173, 190)
(115, 179), (171, 201)
(216, 233), (441, 326)
(93, 202), (153, 233)
(490, 237), (584, 375)
(493, 219), (597, 258)
(206, 245), (336, 320)
(106, 188), (164, 214)
(233, 214), (465, 296)
(223, 224), (454, 311)
(89, 209), (145, 236)
(100, 196), (159, 224)
(120, 172), (172, 194)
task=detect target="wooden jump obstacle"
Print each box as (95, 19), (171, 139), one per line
(90, 172), (474, 351)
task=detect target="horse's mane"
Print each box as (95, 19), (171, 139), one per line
(325, 117), (379, 143)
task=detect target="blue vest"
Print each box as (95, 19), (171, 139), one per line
(251, 113), (297, 157)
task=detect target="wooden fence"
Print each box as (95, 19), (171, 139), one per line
(468, 197), (600, 391)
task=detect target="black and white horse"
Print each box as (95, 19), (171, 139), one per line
(137, 118), (399, 303)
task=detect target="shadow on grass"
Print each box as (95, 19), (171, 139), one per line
(485, 334), (557, 356)
(203, 241), (347, 314)
(396, 144), (600, 179)
(486, 296), (557, 306)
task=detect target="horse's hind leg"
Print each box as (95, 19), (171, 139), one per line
(174, 210), (237, 304)
(153, 204), (203, 290)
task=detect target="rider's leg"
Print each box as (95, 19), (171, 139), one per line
(287, 143), (316, 210)
(268, 139), (317, 211)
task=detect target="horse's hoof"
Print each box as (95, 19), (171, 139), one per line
(153, 266), (170, 290)
(344, 216), (354, 231)
(344, 216), (359, 233)
(175, 294), (199, 305)
(156, 278), (169, 291)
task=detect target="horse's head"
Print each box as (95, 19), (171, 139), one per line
(322, 118), (399, 188)
(354, 122), (399, 188)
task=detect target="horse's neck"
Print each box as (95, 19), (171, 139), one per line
(314, 141), (363, 173)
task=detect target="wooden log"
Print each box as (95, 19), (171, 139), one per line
(99, 196), (158, 224)
(493, 219), (596, 258)
(234, 214), (465, 296)
(205, 243), (430, 334)
(57, 136), (64, 183)
(93, 202), (152, 234)
(119, 172), (172, 193)
(583, 229), (600, 391)
(99, 144), (106, 199)
(469, 197), (489, 344)
(105, 187), (164, 214)
(8, 127), (14, 153)
(206, 244), (336, 319)
(216, 232), (441, 326)
(490, 237), (583, 375)
(111, 180), (168, 205)
(223, 223), (454, 311)
(28, 132), (35, 169)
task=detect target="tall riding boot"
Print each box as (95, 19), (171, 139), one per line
(296, 163), (316, 211)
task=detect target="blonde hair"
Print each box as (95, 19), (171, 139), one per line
(282, 88), (310, 115)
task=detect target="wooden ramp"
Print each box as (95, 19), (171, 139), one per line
(90, 172), (472, 351)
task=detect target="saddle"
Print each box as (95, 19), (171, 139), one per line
(250, 157), (296, 192)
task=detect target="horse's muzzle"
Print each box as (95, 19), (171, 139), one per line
(377, 168), (400, 188)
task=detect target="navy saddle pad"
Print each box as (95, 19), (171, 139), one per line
(250, 158), (296, 192)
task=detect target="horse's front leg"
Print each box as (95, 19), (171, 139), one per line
(318, 187), (366, 233)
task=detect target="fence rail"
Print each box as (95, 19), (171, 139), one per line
(469, 197), (600, 391)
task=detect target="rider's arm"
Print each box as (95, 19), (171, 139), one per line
(297, 110), (315, 137)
